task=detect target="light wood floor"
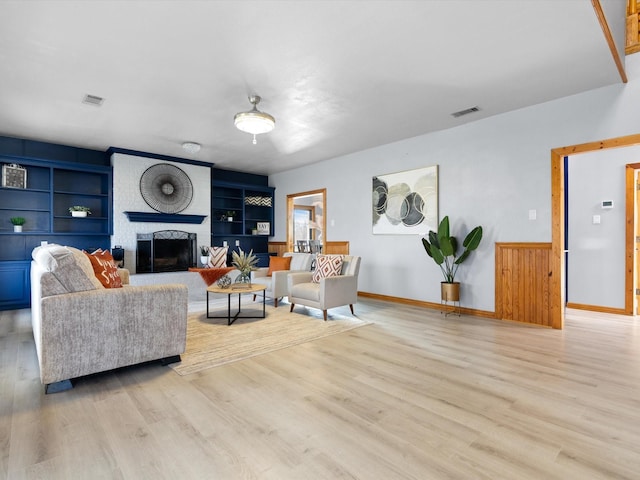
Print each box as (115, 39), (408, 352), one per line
(1, 298), (640, 479)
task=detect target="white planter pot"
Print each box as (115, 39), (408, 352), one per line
(13, 225), (22, 232)
(71, 211), (87, 217)
(227, 217), (233, 222)
(200, 256), (209, 267)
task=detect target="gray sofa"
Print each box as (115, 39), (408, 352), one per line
(31, 244), (188, 393)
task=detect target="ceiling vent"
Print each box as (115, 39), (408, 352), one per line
(451, 106), (480, 118)
(82, 94), (105, 106)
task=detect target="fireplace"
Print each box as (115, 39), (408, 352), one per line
(136, 230), (197, 273)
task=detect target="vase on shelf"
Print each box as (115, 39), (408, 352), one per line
(13, 225), (22, 233)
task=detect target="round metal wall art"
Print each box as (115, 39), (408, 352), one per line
(139, 163), (194, 214)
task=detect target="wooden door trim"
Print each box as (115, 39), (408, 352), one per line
(551, 133), (640, 327)
(626, 163), (640, 315)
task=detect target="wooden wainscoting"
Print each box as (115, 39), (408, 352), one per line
(495, 242), (555, 328)
(268, 242), (287, 257)
(268, 241), (350, 256)
(324, 241), (349, 255)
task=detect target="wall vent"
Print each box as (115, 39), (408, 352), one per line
(82, 94), (105, 106)
(451, 106), (480, 118)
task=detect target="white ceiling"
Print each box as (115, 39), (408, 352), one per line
(0, 1), (627, 174)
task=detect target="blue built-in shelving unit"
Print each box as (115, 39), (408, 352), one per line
(0, 136), (112, 310)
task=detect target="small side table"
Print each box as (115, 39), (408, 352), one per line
(206, 283), (267, 325)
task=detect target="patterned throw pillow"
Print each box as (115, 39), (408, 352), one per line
(312, 255), (344, 283)
(208, 246), (228, 268)
(267, 255), (292, 276)
(83, 249), (123, 288)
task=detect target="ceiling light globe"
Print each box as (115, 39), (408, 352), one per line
(234, 112), (275, 134)
(234, 95), (275, 137)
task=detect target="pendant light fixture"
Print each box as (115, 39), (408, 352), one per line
(234, 95), (275, 144)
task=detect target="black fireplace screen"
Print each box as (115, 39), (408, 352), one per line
(136, 230), (197, 273)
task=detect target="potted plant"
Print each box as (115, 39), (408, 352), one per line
(226, 210), (235, 222)
(69, 206), (91, 217)
(421, 215), (483, 302)
(231, 248), (258, 285)
(10, 217), (25, 232)
(199, 246), (210, 267)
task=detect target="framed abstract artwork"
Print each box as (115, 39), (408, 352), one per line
(372, 165), (438, 234)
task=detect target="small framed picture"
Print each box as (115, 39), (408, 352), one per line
(256, 222), (270, 235)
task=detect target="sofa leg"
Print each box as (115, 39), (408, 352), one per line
(253, 294), (257, 301)
(323, 310), (328, 321)
(160, 355), (181, 366)
(45, 379), (73, 394)
(349, 304), (355, 315)
(290, 303), (295, 312)
(274, 298), (279, 308)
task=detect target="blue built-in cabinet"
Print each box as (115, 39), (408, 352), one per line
(0, 261), (30, 310)
(0, 136), (111, 310)
(211, 168), (275, 267)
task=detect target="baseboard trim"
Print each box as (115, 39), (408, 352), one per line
(357, 291), (496, 319)
(566, 302), (630, 316)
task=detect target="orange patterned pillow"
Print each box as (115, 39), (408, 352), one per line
(83, 249), (123, 288)
(312, 255), (344, 283)
(267, 255), (292, 276)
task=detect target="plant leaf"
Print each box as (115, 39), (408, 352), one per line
(440, 236), (455, 257)
(454, 250), (471, 265)
(463, 226), (483, 251)
(428, 230), (440, 249)
(430, 246), (445, 265)
(437, 216), (450, 241)
(421, 238), (434, 258)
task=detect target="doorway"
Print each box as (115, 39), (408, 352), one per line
(286, 189), (326, 253)
(551, 133), (640, 328)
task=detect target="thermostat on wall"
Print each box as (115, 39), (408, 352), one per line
(602, 200), (614, 209)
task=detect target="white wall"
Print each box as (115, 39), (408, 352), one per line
(111, 153), (211, 272)
(270, 55), (640, 313)
(567, 147), (640, 309)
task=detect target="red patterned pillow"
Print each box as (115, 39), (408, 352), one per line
(208, 246), (228, 268)
(83, 249), (123, 288)
(267, 255), (292, 276)
(312, 255), (344, 283)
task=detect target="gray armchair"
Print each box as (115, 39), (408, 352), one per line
(251, 252), (313, 307)
(288, 255), (361, 321)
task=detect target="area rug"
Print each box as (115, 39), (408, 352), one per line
(169, 301), (371, 376)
